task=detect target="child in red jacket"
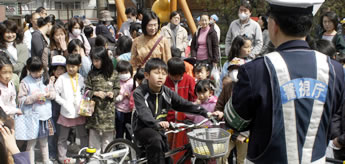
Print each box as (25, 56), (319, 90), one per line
(165, 57), (196, 163)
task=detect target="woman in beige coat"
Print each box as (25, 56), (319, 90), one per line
(161, 11), (189, 57)
(130, 11), (171, 71)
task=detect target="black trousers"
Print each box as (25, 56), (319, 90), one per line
(134, 128), (172, 164)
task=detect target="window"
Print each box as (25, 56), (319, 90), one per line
(75, 2), (81, 9)
(55, 2), (62, 10)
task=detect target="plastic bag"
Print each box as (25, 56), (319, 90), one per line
(210, 65), (221, 94)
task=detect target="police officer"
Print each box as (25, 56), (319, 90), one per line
(214, 0), (345, 163)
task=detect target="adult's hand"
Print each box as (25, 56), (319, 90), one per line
(0, 123), (20, 155)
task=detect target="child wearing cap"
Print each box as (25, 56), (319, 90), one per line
(48, 55), (66, 161)
(210, 14), (220, 42)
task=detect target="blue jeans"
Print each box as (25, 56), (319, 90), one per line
(115, 111), (132, 140)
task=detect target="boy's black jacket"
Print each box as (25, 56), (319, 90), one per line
(132, 80), (209, 132)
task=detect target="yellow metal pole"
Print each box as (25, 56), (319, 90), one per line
(178, 0), (197, 35)
(115, 0), (127, 30)
(170, 0), (177, 13)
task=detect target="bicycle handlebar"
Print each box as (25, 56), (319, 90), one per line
(165, 117), (225, 135)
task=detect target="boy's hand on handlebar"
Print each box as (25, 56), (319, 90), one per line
(212, 111), (224, 120)
(237, 135), (247, 143)
(159, 121), (169, 129)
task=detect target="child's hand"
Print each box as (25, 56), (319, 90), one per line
(195, 99), (201, 105)
(49, 76), (56, 84)
(115, 95), (124, 102)
(0, 123), (20, 155)
(212, 111), (224, 120)
(15, 109), (22, 115)
(95, 91), (106, 99)
(107, 92), (114, 98)
(237, 135), (247, 143)
(159, 121), (169, 129)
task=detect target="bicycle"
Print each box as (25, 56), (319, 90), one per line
(101, 117), (231, 164)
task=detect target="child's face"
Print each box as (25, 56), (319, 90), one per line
(197, 90), (211, 103)
(66, 64), (80, 76)
(92, 59), (102, 69)
(195, 67), (209, 81)
(145, 68), (167, 92)
(0, 65), (13, 85)
(73, 46), (83, 55)
(53, 66), (66, 78)
(30, 69), (44, 79)
(240, 40), (252, 58)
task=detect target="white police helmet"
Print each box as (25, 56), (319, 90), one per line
(266, 0), (324, 16)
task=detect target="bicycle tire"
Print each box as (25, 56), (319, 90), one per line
(103, 138), (140, 164)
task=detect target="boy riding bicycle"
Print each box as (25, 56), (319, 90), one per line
(132, 58), (212, 164)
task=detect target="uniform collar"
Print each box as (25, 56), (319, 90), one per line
(142, 80), (164, 95)
(276, 40), (310, 51)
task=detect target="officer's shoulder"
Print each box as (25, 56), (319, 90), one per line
(243, 56), (265, 69)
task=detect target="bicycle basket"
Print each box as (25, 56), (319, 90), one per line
(187, 128), (230, 159)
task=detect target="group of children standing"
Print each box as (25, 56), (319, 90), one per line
(0, 19), (254, 164)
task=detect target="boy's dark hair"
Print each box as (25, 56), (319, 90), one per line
(133, 68), (145, 91)
(95, 35), (108, 47)
(116, 35), (132, 55)
(316, 39), (337, 59)
(66, 54), (82, 65)
(68, 17), (84, 33)
(170, 11), (180, 20)
(171, 47), (182, 58)
(116, 60), (133, 76)
(268, 9), (312, 37)
(194, 79), (215, 95)
(320, 11), (339, 32)
(142, 11), (160, 35)
(239, 0), (252, 12)
(130, 22), (142, 34)
(144, 58), (168, 73)
(0, 52), (12, 70)
(67, 39), (86, 54)
(0, 20), (24, 49)
(228, 35), (251, 61)
(84, 26), (93, 38)
(193, 63), (210, 74)
(90, 46), (114, 79)
(35, 6), (46, 13)
(125, 7), (137, 17)
(167, 57), (185, 76)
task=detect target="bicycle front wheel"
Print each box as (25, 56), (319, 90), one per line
(103, 138), (140, 164)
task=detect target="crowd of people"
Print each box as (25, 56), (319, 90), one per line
(0, 0), (345, 164)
